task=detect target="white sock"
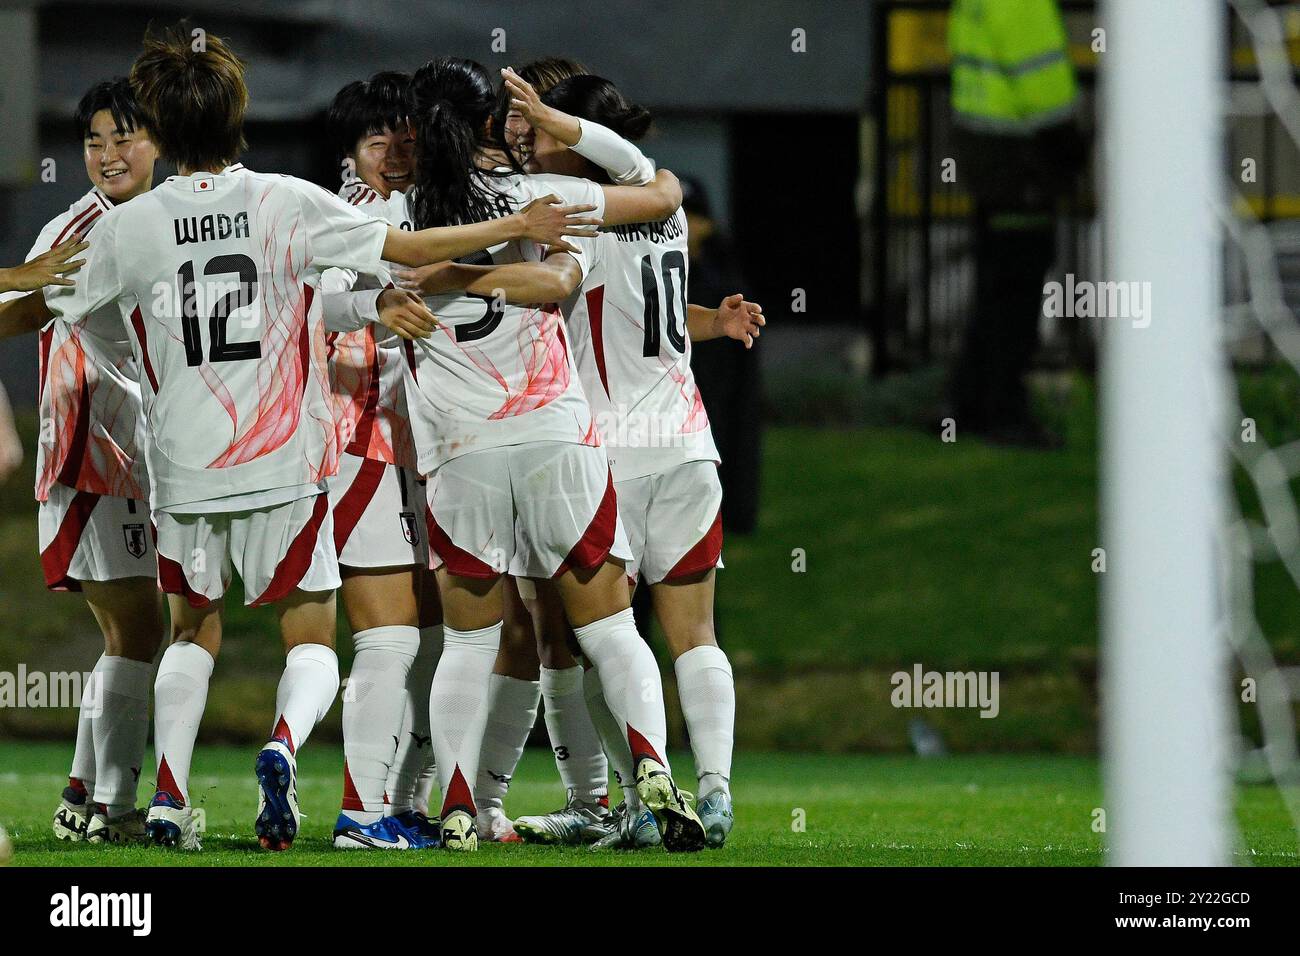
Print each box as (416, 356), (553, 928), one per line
(69, 654), (104, 798)
(582, 663), (638, 810)
(475, 674), (541, 812)
(152, 642), (214, 806)
(343, 625), (418, 823)
(573, 608), (669, 773)
(91, 656), (154, 813)
(271, 643), (339, 755)
(429, 622), (500, 817)
(387, 624), (442, 815)
(541, 665), (609, 805)
(674, 645), (735, 797)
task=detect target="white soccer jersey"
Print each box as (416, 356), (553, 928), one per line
(323, 175), (415, 468)
(377, 173), (604, 473)
(0, 188), (148, 502)
(567, 208), (719, 481)
(42, 164), (390, 513)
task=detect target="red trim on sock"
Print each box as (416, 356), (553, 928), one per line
(271, 715), (296, 755)
(626, 725), (664, 766)
(440, 764), (476, 817)
(68, 776), (87, 796)
(340, 760), (366, 812)
(156, 756), (184, 807)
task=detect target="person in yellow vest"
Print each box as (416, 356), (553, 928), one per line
(948, 0), (1087, 446)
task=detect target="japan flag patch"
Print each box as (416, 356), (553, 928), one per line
(193, 176), (214, 193)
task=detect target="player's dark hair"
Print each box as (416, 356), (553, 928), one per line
(542, 74), (652, 142)
(74, 78), (146, 141)
(327, 71), (412, 165)
(409, 56), (518, 228)
(130, 21), (248, 171)
(518, 56), (588, 94)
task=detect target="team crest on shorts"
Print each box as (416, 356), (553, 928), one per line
(400, 511), (420, 545)
(122, 523), (147, 559)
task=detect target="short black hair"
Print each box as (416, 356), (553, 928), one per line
(75, 78), (145, 141)
(327, 71), (412, 164)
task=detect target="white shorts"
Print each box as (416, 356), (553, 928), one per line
(154, 493), (340, 608)
(616, 460), (724, 585)
(425, 441), (631, 580)
(38, 483), (157, 590)
(328, 452), (427, 569)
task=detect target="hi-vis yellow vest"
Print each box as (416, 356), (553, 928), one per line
(949, 0), (1078, 134)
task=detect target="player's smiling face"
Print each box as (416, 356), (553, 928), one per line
(84, 109), (157, 203)
(353, 124), (415, 198)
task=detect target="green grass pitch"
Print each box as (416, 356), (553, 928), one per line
(1, 742), (1296, 866)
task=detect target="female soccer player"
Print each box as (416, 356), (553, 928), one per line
(319, 72), (444, 850)
(501, 69), (765, 849)
(0, 78), (165, 847)
(37, 25), (599, 852)
(375, 55), (706, 852)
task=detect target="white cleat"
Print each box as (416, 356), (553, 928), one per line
(635, 758), (706, 853)
(52, 787), (92, 842)
(475, 806), (522, 843)
(440, 809), (478, 852)
(87, 808), (149, 845)
(513, 791), (612, 846)
(589, 802), (663, 851)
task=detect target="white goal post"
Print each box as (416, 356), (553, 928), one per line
(1100, 0), (1235, 865)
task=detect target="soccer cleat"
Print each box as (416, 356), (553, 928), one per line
(513, 791), (611, 845)
(476, 806), (522, 843)
(589, 802), (662, 851)
(52, 787), (92, 842)
(86, 807), (149, 845)
(144, 791), (202, 850)
(439, 809), (478, 851)
(392, 809), (442, 847)
(254, 741), (300, 851)
(333, 813), (436, 850)
(635, 757), (706, 852)
(698, 787), (734, 848)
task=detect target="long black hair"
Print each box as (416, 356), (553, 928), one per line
(542, 74), (652, 143)
(409, 56), (519, 228)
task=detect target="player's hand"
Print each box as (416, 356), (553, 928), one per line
(0, 239), (89, 293)
(502, 67), (551, 130)
(376, 288), (439, 340)
(716, 293), (765, 348)
(517, 194), (600, 256)
(392, 262), (457, 296)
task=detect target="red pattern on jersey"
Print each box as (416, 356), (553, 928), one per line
(488, 306), (570, 420)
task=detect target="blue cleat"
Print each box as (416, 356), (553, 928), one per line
(254, 741), (299, 851)
(144, 790), (201, 850)
(391, 809), (441, 848)
(333, 812), (434, 850)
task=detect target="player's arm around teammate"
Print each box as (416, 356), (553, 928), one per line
(0, 79), (166, 846)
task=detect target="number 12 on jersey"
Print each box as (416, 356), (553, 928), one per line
(178, 254), (262, 367)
